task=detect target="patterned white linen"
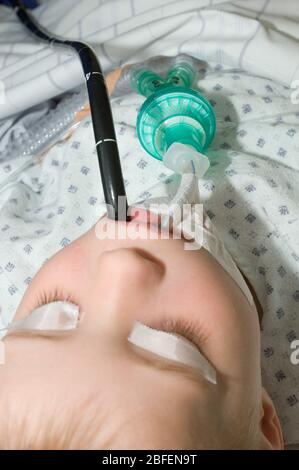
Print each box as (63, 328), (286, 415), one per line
(0, 0), (299, 446)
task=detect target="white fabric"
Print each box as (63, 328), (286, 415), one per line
(2, 300), (80, 335)
(0, 0), (299, 119)
(128, 321), (217, 385)
(0, 0), (299, 446)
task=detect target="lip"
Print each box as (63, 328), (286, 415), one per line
(128, 207), (196, 245)
(128, 207), (174, 237)
(98, 206), (192, 243)
(128, 207), (160, 226)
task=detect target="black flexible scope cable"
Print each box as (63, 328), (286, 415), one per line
(10, 0), (129, 221)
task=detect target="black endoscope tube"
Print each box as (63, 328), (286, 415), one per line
(10, 0), (128, 221)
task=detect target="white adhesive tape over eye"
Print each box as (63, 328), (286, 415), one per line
(1, 301), (80, 336)
(127, 321), (217, 384)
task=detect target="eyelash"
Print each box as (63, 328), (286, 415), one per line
(32, 287), (80, 311)
(30, 290), (206, 350)
(144, 316), (208, 352)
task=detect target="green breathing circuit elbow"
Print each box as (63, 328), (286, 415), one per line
(130, 54), (216, 178)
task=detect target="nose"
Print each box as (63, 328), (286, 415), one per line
(88, 247), (165, 335)
(99, 247), (164, 289)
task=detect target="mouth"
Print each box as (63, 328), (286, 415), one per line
(128, 207), (197, 245)
(97, 206), (195, 245)
(128, 207), (160, 227)
(128, 207), (176, 237)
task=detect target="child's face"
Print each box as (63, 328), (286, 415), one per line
(0, 211), (279, 448)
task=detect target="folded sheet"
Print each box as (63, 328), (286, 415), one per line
(0, 0), (299, 119)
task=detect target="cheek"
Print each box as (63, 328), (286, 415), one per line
(15, 239), (93, 319)
(159, 258), (260, 379)
(123, 365), (222, 448)
(200, 293), (260, 381)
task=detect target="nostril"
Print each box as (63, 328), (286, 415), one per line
(128, 248), (165, 275)
(98, 247), (165, 286)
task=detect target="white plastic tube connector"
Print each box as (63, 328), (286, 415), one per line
(128, 321), (217, 384)
(163, 142), (210, 177)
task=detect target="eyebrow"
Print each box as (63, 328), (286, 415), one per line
(3, 330), (72, 341)
(4, 328), (209, 385)
(129, 343), (207, 385)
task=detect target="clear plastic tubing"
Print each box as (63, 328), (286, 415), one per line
(0, 87), (88, 161)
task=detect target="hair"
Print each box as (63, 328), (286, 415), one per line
(0, 394), (121, 450)
(0, 394), (261, 450)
